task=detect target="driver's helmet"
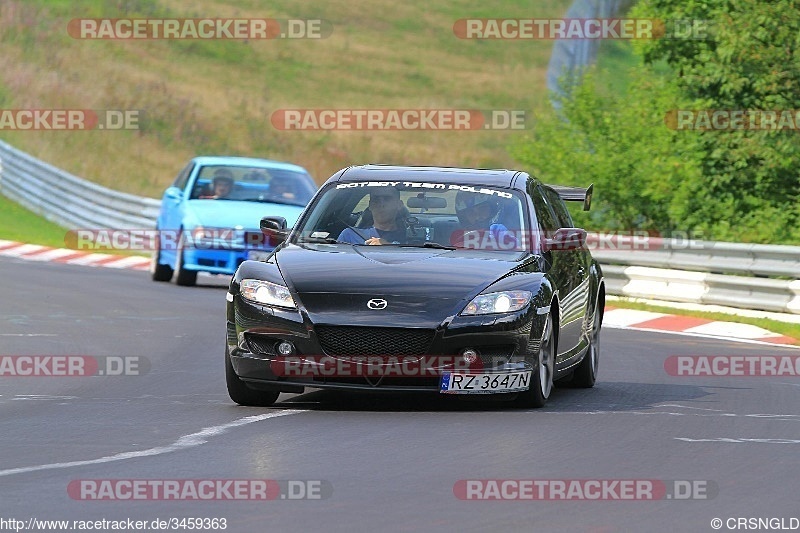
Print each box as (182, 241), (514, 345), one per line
(455, 191), (499, 227)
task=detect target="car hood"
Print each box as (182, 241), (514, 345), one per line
(186, 200), (304, 229)
(275, 243), (531, 327)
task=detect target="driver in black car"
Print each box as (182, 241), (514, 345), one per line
(338, 187), (407, 245)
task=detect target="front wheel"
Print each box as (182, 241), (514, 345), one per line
(514, 314), (555, 408)
(174, 234), (197, 286)
(225, 348), (280, 407)
(150, 243), (173, 282)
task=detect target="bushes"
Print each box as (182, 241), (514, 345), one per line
(513, 0), (800, 244)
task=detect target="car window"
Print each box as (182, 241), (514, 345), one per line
(294, 181), (529, 251)
(530, 184), (559, 231)
(543, 186), (575, 228)
(172, 163), (194, 191)
(190, 165), (315, 205)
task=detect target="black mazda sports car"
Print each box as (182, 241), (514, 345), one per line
(225, 165), (604, 407)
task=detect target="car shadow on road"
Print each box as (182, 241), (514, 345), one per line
(267, 381), (731, 413)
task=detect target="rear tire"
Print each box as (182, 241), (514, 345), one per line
(572, 304), (601, 388)
(225, 348), (280, 407)
(514, 314), (555, 408)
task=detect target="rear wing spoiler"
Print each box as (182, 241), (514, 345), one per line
(551, 183), (593, 211)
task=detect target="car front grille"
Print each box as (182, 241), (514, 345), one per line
(477, 345), (516, 366)
(315, 326), (435, 356)
(245, 334), (276, 356)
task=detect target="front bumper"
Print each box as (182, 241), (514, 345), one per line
(227, 293), (545, 393)
(184, 248), (271, 275)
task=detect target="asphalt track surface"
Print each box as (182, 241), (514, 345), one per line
(1, 255), (798, 533)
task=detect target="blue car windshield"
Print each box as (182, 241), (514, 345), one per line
(190, 165), (315, 206)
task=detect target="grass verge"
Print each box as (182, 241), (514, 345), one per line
(0, 193), (147, 256)
(0, 193), (71, 248)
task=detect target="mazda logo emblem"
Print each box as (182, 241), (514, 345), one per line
(367, 298), (388, 310)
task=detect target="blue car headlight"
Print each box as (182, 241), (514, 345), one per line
(240, 279), (296, 309)
(461, 290), (532, 315)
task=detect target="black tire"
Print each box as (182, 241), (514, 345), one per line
(225, 348), (280, 407)
(514, 313), (555, 408)
(174, 234), (197, 286)
(572, 304), (601, 388)
(150, 245), (173, 282)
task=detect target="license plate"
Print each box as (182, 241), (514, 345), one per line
(247, 250), (271, 261)
(440, 371), (532, 394)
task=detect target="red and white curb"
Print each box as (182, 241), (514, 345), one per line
(0, 239), (150, 271)
(603, 307), (796, 346)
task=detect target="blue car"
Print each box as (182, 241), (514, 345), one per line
(151, 156), (317, 285)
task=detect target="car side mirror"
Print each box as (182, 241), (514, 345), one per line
(164, 187), (183, 201)
(542, 227), (587, 251)
(260, 216), (289, 246)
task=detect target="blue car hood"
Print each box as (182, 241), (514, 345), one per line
(186, 200), (304, 229)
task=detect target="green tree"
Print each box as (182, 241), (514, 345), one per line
(635, 0), (800, 243)
(514, 0), (800, 243)
(513, 67), (704, 233)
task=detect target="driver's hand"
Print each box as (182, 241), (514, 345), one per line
(365, 237), (388, 245)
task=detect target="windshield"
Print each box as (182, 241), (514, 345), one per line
(189, 165), (316, 206)
(292, 181), (530, 252)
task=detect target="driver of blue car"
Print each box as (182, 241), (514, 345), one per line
(200, 169), (235, 199)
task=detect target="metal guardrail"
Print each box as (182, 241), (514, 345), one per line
(595, 241), (800, 315)
(591, 238), (800, 279)
(0, 139), (160, 230)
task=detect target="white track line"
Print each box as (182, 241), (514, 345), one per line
(0, 409), (306, 478)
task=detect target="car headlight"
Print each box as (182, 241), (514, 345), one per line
(240, 279), (296, 308)
(461, 290), (532, 315)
